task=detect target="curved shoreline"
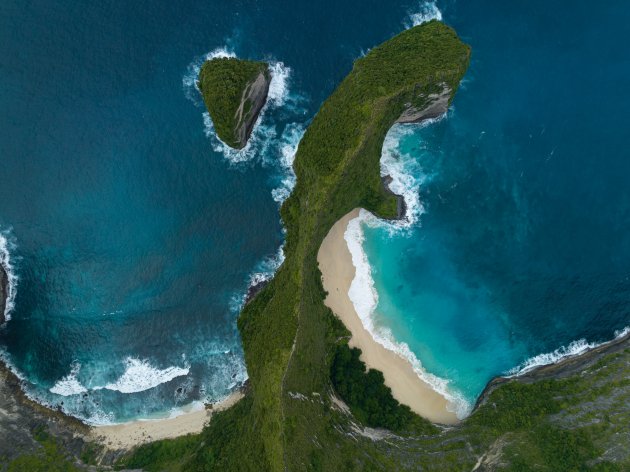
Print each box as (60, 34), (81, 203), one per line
(318, 208), (459, 425)
(91, 390), (244, 450)
(318, 209), (630, 427)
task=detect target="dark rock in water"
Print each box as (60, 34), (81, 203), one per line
(0, 264), (8, 325)
(234, 70), (271, 149)
(381, 174), (406, 220)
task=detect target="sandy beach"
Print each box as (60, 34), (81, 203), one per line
(318, 209), (458, 425)
(91, 390), (244, 449)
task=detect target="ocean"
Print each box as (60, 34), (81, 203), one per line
(350, 0), (630, 416)
(1, 0), (629, 423)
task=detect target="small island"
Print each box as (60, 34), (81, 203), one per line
(198, 57), (271, 149)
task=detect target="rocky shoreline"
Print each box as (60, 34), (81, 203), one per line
(474, 330), (630, 411)
(0, 264), (7, 325)
(0, 360), (99, 465)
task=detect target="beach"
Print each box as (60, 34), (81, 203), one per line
(91, 391), (244, 449)
(318, 209), (458, 425)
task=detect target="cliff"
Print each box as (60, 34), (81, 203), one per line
(198, 57), (271, 149)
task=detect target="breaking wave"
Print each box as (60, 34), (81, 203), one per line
(97, 357), (189, 394)
(406, 1), (442, 28)
(49, 362), (88, 396)
(507, 326), (630, 376)
(0, 229), (18, 324)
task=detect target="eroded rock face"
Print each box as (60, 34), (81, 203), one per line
(234, 70), (271, 149)
(0, 264), (7, 325)
(396, 84), (451, 124)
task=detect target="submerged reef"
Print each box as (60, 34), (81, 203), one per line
(198, 57), (271, 149)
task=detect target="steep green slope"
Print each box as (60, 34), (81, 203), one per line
(198, 57), (270, 149)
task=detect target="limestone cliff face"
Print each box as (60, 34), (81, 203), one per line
(0, 264), (7, 325)
(396, 83), (451, 124)
(233, 70), (271, 149)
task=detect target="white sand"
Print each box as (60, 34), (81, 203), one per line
(91, 391), (244, 450)
(318, 209), (458, 425)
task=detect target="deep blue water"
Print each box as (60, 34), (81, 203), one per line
(358, 0), (630, 414)
(0, 0), (444, 423)
(1, 0), (629, 423)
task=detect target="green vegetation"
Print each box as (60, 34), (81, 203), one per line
(331, 344), (436, 433)
(3, 427), (81, 472)
(198, 57), (269, 148)
(9, 20), (626, 471)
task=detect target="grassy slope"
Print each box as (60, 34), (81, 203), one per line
(198, 57), (268, 148)
(117, 21), (629, 471)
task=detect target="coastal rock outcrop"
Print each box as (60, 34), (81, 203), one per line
(396, 83), (451, 124)
(0, 264), (7, 325)
(232, 70), (271, 148)
(198, 57), (271, 149)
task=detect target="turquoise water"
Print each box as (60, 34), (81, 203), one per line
(1, 0), (629, 424)
(355, 1), (630, 415)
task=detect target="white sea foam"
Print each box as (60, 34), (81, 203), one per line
(344, 211), (471, 419)
(97, 357), (189, 394)
(406, 1), (442, 28)
(230, 244), (288, 313)
(49, 362), (88, 396)
(507, 326), (630, 376)
(0, 230), (19, 323)
(270, 123), (304, 204)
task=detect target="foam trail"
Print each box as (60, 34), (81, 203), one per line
(270, 123), (304, 204)
(49, 363), (87, 396)
(0, 230), (19, 323)
(507, 326), (630, 376)
(344, 211), (471, 419)
(97, 357), (189, 394)
(406, 1), (442, 28)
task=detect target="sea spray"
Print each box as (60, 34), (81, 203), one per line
(0, 230), (18, 323)
(507, 326), (630, 376)
(49, 362), (88, 396)
(97, 357), (190, 394)
(406, 0), (442, 28)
